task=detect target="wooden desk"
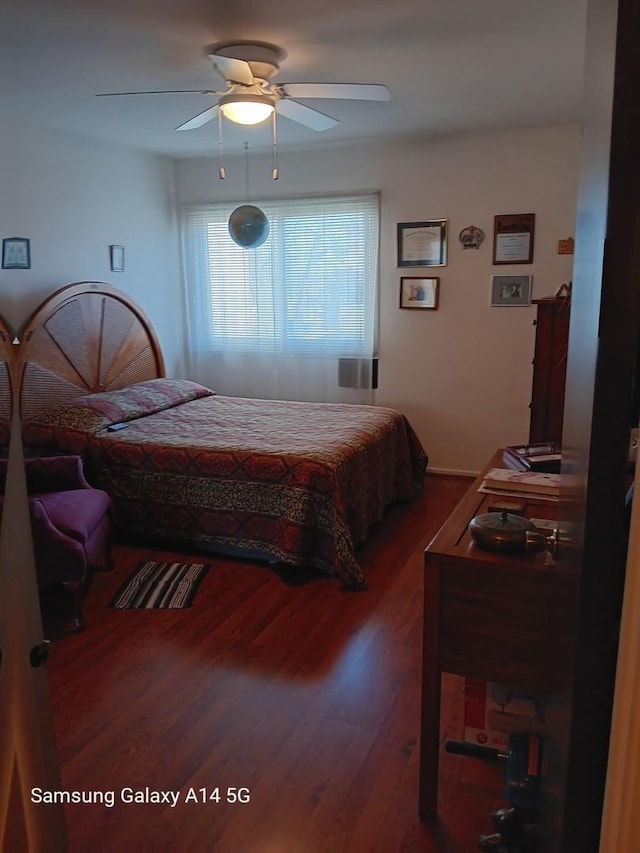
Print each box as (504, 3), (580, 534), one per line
(419, 451), (574, 820)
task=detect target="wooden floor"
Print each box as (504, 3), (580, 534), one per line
(44, 473), (506, 852)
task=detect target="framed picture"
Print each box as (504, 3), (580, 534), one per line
(493, 213), (535, 264)
(397, 220), (447, 267)
(491, 275), (532, 306)
(400, 276), (439, 310)
(2, 237), (31, 270)
(110, 244), (125, 272)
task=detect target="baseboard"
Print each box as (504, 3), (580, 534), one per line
(426, 467), (480, 478)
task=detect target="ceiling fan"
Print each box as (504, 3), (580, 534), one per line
(96, 40), (391, 132)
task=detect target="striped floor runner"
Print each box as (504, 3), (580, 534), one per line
(108, 561), (210, 609)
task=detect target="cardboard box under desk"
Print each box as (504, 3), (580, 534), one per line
(464, 677), (541, 750)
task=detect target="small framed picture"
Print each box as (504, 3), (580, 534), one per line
(110, 244), (125, 272)
(397, 220), (447, 267)
(491, 275), (532, 307)
(2, 237), (31, 270)
(400, 276), (439, 310)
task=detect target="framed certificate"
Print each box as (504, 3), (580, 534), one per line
(493, 213), (535, 264)
(397, 220), (447, 267)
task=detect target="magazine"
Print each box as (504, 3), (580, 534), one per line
(480, 467), (562, 497)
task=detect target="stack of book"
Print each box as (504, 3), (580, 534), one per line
(503, 442), (562, 473)
(479, 467), (562, 502)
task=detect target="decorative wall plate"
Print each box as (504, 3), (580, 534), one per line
(458, 225), (485, 250)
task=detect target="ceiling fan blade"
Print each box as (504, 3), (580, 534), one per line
(276, 99), (338, 131)
(96, 90), (219, 97)
(278, 83), (391, 101)
(175, 104), (220, 131)
(210, 55), (254, 86)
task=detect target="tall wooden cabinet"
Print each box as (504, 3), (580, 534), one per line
(529, 296), (571, 445)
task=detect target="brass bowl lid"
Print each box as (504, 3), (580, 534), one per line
(469, 510), (537, 550)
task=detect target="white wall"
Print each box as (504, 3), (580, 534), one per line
(0, 122), (579, 473)
(176, 124), (580, 473)
(0, 123), (183, 376)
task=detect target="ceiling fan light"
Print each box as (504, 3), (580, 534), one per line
(219, 94), (274, 125)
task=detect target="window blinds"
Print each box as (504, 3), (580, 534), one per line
(181, 193), (379, 359)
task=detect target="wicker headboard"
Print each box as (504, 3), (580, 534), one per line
(18, 282), (165, 421)
(0, 313), (16, 435)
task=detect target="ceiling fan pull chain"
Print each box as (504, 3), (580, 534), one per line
(272, 110), (279, 180)
(217, 110), (226, 179)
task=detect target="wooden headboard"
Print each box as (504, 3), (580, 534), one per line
(18, 282), (165, 420)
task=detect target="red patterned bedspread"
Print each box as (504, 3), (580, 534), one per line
(22, 380), (427, 588)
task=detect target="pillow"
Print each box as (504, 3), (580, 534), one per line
(21, 379), (215, 454)
(69, 378), (215, 424)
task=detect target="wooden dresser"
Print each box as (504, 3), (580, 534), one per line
(419, 451), (576, 822)
(529, 296), (571, 445)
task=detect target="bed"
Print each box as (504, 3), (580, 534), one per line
(19, 283), (427, 589)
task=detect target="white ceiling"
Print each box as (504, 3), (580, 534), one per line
(3, 0), (588, 158)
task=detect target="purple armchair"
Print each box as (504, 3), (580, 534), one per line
(0, 455), (113, 630)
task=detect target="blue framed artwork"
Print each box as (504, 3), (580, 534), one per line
(2, 237), (31, 269)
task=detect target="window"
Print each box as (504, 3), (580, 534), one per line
(181, 194), (379, 359)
